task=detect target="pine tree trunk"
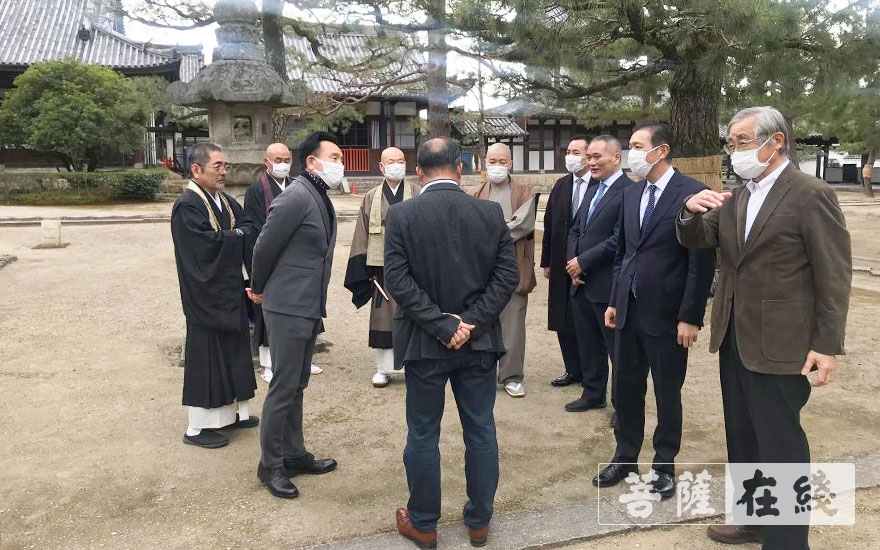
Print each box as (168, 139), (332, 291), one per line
(784, 116), (800, 169)
(426, 0), (450, 138)
(262, 0), (287, 82)
(668, 62), (722, 157)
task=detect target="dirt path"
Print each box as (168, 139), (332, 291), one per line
(0, 196), (877, 549)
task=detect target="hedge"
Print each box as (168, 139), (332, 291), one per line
(0, 169), (172, 204)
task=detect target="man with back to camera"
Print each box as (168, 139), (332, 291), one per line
(384, 137), (518, 548)
(248, 131), (344, 499)
(677, 106), (851, 550)
(243, 142), (323, 383)
(594, 124), (715, 499)
(344, 146), (421, 388)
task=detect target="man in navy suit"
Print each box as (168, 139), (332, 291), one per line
(384, 137), (519, 549)
(593, 124), (715, 498)
(564, 135), (633, 420)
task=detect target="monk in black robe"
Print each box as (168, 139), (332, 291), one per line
(171, 143), (258, 449)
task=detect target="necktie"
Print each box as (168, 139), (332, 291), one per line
(632, 184), (657, 296)
(641, 184), (657, 229)
(571, 177), (584, 217)
(586, 182), (607, 222)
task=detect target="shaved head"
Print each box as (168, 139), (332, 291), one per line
(263, 142), (292, 177)
(487, 142), (512, 159)
(381, 147), (405, 164)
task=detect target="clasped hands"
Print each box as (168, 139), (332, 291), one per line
(245, 287), (263, 304)
(565, 257), (584, 286)
(445, 313), (475, 350)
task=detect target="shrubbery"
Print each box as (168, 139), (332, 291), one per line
(0, 169), (172, 204)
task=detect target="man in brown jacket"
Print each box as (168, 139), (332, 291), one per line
(471, 142), (538, 397)
(677, 106), (851, 550)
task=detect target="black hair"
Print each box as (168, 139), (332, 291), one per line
(416, 137), (461, 175)
(632, 123), (674, 161)
(569, 134), (590, 148)
(299, 131), (339, 167)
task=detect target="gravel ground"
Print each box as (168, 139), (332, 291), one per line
(0, 196), (878, 549)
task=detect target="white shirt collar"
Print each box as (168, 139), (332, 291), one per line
(646, 166), (675, 192)
(268, 172), (287, 191)
(747, 160), (789, 194)
(601, 169), (624, 187)
(385, 179), (402, 194)
(421, 178), (459, 192)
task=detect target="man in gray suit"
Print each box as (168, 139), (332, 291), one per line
(248, 131), (343, 499)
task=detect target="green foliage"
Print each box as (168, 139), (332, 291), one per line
(0, 169), (170, 204)
(130, 75), (174, 113)
(113, 170), (165, 200)
(0, 59), (151, 172)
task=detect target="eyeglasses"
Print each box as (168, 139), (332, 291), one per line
(723, 136), (767, 155)
(199, 163), (233, 172)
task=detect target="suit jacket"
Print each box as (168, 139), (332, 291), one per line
(609, 169), (715, 336)
(470, 177), (537, 295)
(676, 163), (851, 375)
(250, 174), (337, 323)
(567, 172), (633, 304)
(541, 173), (594, 331)
(384, 181), (519, 365)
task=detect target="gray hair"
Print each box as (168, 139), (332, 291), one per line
(487, 142), (512, 158)
(190, 142), (224, 168)
(728, 106), (790, 156)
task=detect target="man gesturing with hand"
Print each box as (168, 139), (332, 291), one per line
(677, 106), (851, 550)
(384, 137), (518, 550)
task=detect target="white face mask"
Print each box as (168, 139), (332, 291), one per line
(730, 137), (776, 181)
(486, 165), (509, 184)
(270, 161), (291, 179)
(628, 145), (662, 179)
(565, 154), (585, 174)
(315, 158), (345, 189)
(383, 163), (406, 182)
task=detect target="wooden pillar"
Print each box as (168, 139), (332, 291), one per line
(379, 100), (388, 149)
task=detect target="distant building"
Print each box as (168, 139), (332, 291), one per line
(0, 0), (204, 169)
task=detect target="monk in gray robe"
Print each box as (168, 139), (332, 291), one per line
(344, 147), (421, 387)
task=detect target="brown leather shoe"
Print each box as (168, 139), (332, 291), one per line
(707, 525), (762, 544)
(467, 525), (489, 547)
(396, 508), (437, 549)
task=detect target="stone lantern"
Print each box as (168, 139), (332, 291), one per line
(169, 0), (301, 200)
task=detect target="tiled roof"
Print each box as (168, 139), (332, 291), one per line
(490, 97), (571, 118)
(0, 0), (202, 81)
(285, 32), (430, 98)
(454, 117), (528, 137)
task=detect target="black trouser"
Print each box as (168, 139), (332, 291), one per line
(403, 352), (499, 532)
(572, 291), (615, 405)
(612, 295), (687, 475)
(720, 316), (811, 550)
(556, 331), (582, 381)
(260, 311), (320, 469)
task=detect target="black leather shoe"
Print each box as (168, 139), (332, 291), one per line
(284, 452), (337, 477)
(565, 397), (607, 412)
(230, 414), (259, 429)
(651, 471), (676, 499)
(257, 464), (299, 499)
(182, 429), (228, 449)
(592, 463), (638, 487)
(550, 372), (580, 387)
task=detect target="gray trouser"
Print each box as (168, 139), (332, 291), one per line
(497, 292), (528, 384)
(260, 311), (320, 468)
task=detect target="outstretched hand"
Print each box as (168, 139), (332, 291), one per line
(684, 190), (733, 215)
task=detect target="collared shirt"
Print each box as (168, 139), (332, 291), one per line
(421, 178), (459, 192)
(744, 160), (790, 240)
(571, 172), (590, 212)
(587, 169), (623, 216)
(639, 166), (674, 225)
(386, 180), (401, 195)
